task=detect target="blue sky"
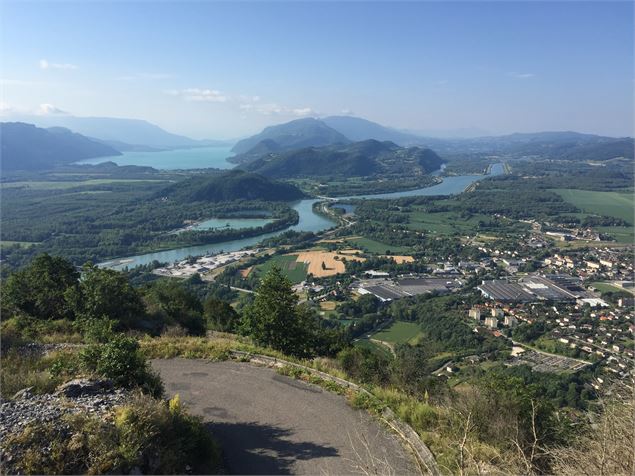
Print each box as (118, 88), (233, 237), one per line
(1, 1), (633, 139)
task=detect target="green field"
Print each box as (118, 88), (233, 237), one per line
(553, 189), (634, 225)
(345, 237), (411, 254)
(1, 179), (170, 190)
(406, 209), (494, 235)
(590, 282), (629, 294)
(354, 338), (393, 359)
(372, 321), (422, 344)
(254, 254), (308, 284)
(595, 226), (634, 244)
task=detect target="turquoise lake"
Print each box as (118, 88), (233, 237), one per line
(77, 146), (235, 170)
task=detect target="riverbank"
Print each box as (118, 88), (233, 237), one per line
(101, 165), (503, 270)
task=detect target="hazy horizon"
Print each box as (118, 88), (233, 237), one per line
(1, 1), (633, 140)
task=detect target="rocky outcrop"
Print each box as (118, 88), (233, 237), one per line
(54, 378), (114, 398)
(0, 380), (127, 441)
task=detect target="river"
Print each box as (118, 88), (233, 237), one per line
(101, 163), (504, 270)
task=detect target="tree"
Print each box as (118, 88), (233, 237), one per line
(240, 266), (305, 355)
(3, 254), (79, 320)
(203, 297), (239, 332)
(69, 264), (146, 329)
(146, 280), (204, 335)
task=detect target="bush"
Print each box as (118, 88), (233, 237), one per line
(80, 335), (163, 397)
(3, 394), (222, 475)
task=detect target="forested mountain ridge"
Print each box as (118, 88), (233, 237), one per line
(230, 117), (350, 158)
(0, 122), (121, 172)
(240, 139), (445, 179)
(160, 169), (306, 202)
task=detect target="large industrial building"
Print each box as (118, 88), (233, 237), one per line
(354, 276), (458, 302)
(478, 274), (587, 303)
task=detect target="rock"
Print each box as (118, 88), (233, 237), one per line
(54, 378), (114, 398)
(12, 387), (34, 400)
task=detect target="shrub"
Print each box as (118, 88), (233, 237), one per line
(80, 335), (163, 397)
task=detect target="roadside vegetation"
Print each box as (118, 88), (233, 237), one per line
(3, 251), (632, 475)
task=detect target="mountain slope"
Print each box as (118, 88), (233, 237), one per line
(5, 114), (206, 149)
(322, 116), (425, 145)
(231, 118), (350, 156)
(242, 140), (444, 179)
(162, 170), (305, 202)
(0, 122), (121, 172)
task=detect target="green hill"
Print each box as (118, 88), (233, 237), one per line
(1, 122), (121, 172)
(241, 140), (444, 179)
(162, 170), (305, 202)
(230, 118), (350, 158)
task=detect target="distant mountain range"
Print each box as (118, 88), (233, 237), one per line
(241, 139), (444, 179)
(161, 169), (305, 202)
(231, 116), (633, 166)
(0, 122), (121, 172)
(2, 113), (631, 176)
(2, 114), (233, 150)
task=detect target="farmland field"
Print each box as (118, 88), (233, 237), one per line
(254, 254), (308, 284)
(295, 250), (365, 277)
(553, 189), (634, 225)
(345, 237), (411, 254)
(406, 210), (489, 235)
(371, 321), (422, 344)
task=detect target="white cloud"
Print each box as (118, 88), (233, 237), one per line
(168, 87), (312, 117)
(39, 59), (78, 70)
(168, 88), (228, 102)
(239, 102), (314, 117)
(340, 109), (354, 115)
(36, 103), (69, 115)
(507, 72), (535, 79)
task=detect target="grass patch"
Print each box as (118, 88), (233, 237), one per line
(354, 338), (394, 359)
(253, 254), (308, 284)
(405, 209), (491, 235)
(596, 226), (634, 244)
(590, 282), (627, 294)
(372, 321), (422, 345)
(345, 237), (411, 255)
(553, 189), (634, 225)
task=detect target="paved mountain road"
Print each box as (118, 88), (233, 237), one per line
(152, 359), (417, 475)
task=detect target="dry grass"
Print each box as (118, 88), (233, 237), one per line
(381, 255), (415, 264)
(296, 250), (365, 277)
(240, 266), (253, 277)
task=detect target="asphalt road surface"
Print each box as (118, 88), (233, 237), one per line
(152, 359), (417, 475)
